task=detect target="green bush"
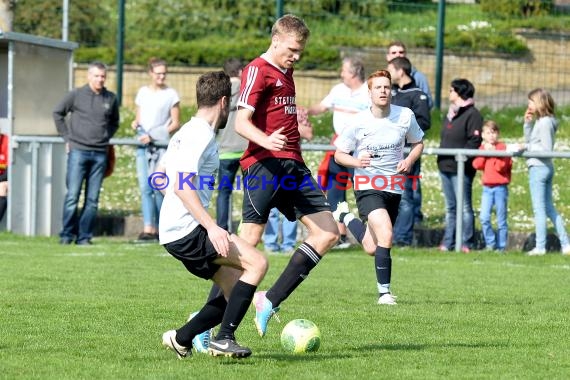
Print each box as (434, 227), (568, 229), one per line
(480, 0), (553, 18)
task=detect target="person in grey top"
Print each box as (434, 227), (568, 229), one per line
(215, 58), (247, 232)
(53, 61), (119, 245)
(520, 88), (570, 256)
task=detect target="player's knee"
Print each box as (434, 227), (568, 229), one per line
(256, 255), (269, 276)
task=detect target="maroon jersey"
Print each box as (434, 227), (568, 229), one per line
(238, 55), (303, 170)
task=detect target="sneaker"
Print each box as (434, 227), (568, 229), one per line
(562, 245), (570, 255)
(137, 232), (158, 241)
(438, 244), (449, 252)
(332, 201), (350, 223)
(208, 338), (252, 358)
(526, 248), (546, 256)
(333, 240), (351, 250)
(377, 293), (397, 305)
(461, 246), (471, 254)
(332, 236), (351, 250)
(162, 330), (190, 359)
(252, 291), (280, 337)
(187, 312), (213, 354)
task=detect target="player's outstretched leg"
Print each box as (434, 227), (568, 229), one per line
(187, 311), (214, 354)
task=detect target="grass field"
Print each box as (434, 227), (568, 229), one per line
(1, 233), (569, 379)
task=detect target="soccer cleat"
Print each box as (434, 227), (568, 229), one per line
(526, 248), (546, 256)
(252, 291), (280, 337)
(208, 338), (252, 358)
(162, 330), (190, 359)
(377, 293), (397, 305)
(187, 311), (213, 354)
(332, 201), (350, 223)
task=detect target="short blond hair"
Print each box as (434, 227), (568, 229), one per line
(271, 14), (310, 43)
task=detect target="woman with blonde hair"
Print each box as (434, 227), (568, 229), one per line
(522, 88), (570, 255)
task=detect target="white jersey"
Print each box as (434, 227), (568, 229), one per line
(320, 82), (370, 135)
(335, 105), (423, 194)
(135, 86), (180, 141)
(159, 117), (219, 244)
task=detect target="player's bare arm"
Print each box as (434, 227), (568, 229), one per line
(396, 140), (424, 174)
(235, 108), (288, 151)
(173, 172), (231, 256)
(334, 150), (371, 168)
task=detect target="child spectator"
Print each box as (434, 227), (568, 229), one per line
(472, 121), (512, 252)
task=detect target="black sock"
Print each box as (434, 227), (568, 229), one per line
(0, 196), (6, 221)
(176, 294), (227, 347)
(375, 246), (392, 295)
(266, 242), (321, 308)
(216, 280), (257, 340)
(346, 216), (366, 244)
(206, 283), (223, 302)
(340, 234), (347, 243)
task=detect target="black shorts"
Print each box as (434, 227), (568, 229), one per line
(355, 189), (401, 226)
(163, 225), (220, 280)
(242, 158), (331, 224)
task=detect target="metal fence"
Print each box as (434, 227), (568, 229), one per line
(8, 135), (570, 252)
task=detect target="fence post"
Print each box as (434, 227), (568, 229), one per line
(455, 153), (466, 252)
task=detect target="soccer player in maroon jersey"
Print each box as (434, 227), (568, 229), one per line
(234, 14), (340, 337)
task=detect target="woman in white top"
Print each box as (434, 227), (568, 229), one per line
(131, 58), (180, 241)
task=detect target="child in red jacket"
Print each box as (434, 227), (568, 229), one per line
(473, 121), (512, 252)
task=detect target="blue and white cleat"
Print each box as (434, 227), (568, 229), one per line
(252, 291), (280, 337)
(187, 311), (213, 354)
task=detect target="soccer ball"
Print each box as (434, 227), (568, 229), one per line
(280, 319), (321, 353)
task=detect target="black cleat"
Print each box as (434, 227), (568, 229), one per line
(208, 338), (252, 358)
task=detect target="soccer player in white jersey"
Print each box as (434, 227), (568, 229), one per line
(333, 69), (424, 305)
(159, 71), (268, 359)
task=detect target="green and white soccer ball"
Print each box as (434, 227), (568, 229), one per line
(280, 319), (321, 353)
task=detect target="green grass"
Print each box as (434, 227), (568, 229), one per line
(1, 233), (569, 379)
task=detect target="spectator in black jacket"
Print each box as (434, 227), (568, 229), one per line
(387, 57), (431, 246)
(437, 78), (483, 252)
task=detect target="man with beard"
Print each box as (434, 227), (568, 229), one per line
(159, 71), (268, 359)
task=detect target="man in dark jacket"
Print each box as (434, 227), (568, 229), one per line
(53, 61), (119, 245)
(388, 56), (431, 246)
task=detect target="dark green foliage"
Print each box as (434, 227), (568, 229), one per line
(480, 0), (553, 18)
(12, 0), (110, 46)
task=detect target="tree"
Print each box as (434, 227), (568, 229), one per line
(12, 0), (112, 46)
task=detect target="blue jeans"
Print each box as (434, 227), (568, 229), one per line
(393, 158), (422, 245)
(439, 171), (475, 249)
(528, 165), (569, 249)
(479, 185), (508, 250)
(61, 149), (107, 243)
(215, 158), (242, 231)
(136, 147), (164, 229)
(263, 207), (297, 251)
